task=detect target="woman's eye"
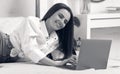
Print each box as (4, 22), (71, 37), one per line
(58, 13), (64, 19)
(64, 19), (68, 24)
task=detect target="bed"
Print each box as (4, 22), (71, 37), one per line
(0, 60), (120, 74)
(0, 0), (120, 74)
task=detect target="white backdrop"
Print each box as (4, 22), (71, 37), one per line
(0, 0), (35, 17)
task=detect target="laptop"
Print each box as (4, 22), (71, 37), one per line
(66, 39), (112, 70)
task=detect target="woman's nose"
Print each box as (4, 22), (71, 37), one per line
(61, 18), (66, 25)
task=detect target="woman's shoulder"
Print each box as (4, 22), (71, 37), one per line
(49, 31), (58, 41)
(26, 16), (40, 22)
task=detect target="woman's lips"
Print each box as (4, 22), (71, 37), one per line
(55, 20), (63, 29)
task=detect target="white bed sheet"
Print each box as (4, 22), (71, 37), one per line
(0, 59), (120, 74)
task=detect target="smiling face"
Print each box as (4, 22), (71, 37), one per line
(46, 9), (71, 30)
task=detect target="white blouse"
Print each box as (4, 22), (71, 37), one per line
(10, 16), (59, 63)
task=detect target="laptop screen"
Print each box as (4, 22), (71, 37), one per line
(76, 39), (112, 70)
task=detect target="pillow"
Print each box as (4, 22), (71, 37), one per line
(0, 17), (25, 34)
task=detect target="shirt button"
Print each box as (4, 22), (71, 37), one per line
(19, 53), (25, 58)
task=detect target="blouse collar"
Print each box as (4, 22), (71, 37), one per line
(40, 21), (49, 39)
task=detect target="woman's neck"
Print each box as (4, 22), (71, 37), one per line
(45, 22), (54, 35)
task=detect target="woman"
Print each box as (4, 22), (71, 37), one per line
(41, 3), (75, 59)
(0, 3), (76, 66)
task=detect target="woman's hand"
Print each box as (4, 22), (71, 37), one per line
(67, 55), (77, 66)
(38, 56), (70, 66)
(38, 55), (77, 67)
(54, 55), (77, 67)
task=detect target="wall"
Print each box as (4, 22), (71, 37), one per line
(1, 0), (120, 17)
(40, 0), (69, 19)
(0, 0), (35, 17)
(77, 0), (120, 39)
(40, 0), (47, 19)
(90, 0), (120, 13)
(40, 0), (82, 19)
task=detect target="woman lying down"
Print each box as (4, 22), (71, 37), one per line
(0, 3), (76, 68)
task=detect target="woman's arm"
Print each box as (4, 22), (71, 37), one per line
(38, 56), (69, 66)
(38, 55), (77, 66)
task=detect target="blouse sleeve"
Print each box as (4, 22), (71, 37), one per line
(22, 35), (59, 63)
(22, 36), (46, 63)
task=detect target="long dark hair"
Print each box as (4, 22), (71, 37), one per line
(42, 3), (74, 59)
